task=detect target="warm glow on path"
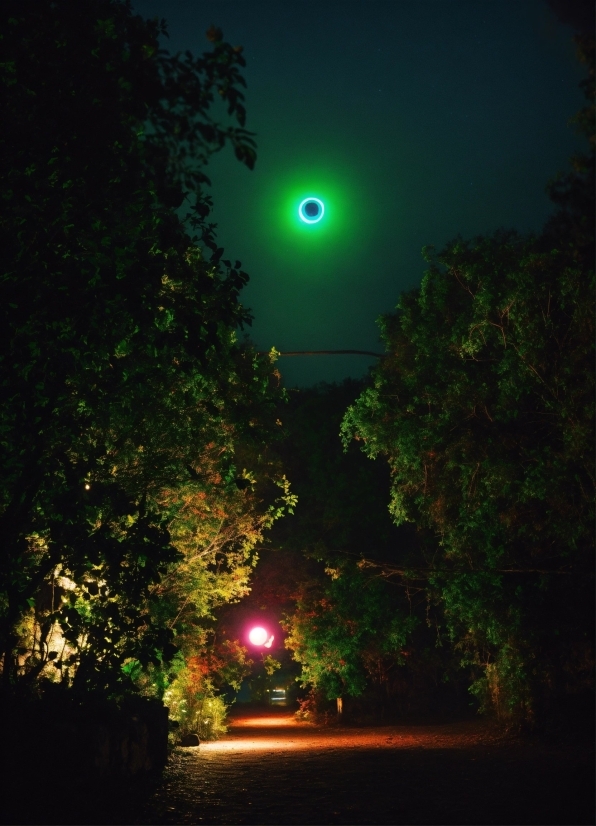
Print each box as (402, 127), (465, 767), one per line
(200, 711), (503, 754)
(235, 716), (297, 727)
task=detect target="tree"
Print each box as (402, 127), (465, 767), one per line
(283, 560), (417, 711)
(341, 38), (594, 724)
(0, 0), (286, 699)
(133, 450), (294, 705)
(162, 637), (254, 740)
(258, 381), (468, 719)
(267, 380), (417, 562)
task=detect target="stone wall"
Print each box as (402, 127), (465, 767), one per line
(1, 695), (170, 785)
(88, 703), (169, 778)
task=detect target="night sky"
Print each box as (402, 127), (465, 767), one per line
(132, 0), (586, 387)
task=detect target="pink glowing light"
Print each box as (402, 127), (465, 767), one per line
(249, 626), (268, 646)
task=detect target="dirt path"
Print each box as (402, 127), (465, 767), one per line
(137, 708), (594, 825)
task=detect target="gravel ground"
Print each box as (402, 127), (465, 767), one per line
(2, 706), (592, 825)
(134, 708), (594, 826)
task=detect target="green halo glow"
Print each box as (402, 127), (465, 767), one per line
(256, 152), (377, 280)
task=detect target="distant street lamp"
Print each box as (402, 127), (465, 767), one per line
(248, 626), (274, 647)
(248, 626), (268, 645)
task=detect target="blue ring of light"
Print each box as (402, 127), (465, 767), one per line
(298, 197), (325, 224)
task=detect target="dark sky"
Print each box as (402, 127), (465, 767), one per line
(132, 0), (587, 387)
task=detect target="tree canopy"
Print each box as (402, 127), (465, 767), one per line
(0, 0), (288, 701)
(340, 37), (594, 724)
(264, 382), (469, 719)
(283, 559), (417, 705)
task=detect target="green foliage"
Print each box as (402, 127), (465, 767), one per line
(341, 39), (594, 724)
(283, 561), (417, 701)
(144, 461), (295, 691)
(166, 681), (229, 742)
(263, 383), (471, 718)
(164, 639), (252, 740)
(262, 654), (282, 676)
(0, 0), (286, 699)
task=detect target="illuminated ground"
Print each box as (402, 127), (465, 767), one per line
(137, 707), (594, 825)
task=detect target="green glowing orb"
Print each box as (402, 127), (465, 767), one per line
(299, 197), (324, 223)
